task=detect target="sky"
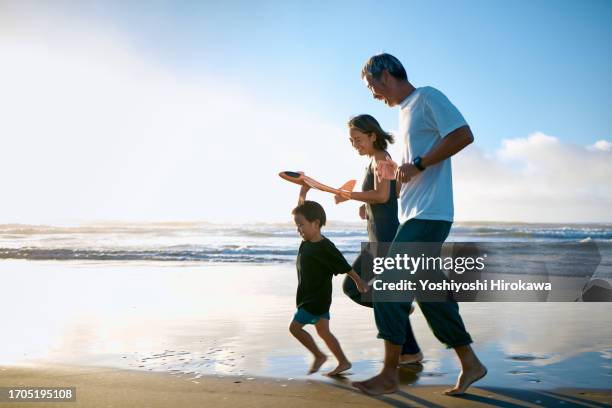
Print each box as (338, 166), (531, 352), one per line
(1, 0), (611, 224)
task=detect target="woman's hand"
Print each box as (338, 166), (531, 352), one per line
(334, 189), (351, 204)
(356, 277), (369, 293)
(334, 194), (349, 204)
(347, 269), (368, 293)
(359, 204), (367, 220)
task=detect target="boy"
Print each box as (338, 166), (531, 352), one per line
(290, 199), (368, 376)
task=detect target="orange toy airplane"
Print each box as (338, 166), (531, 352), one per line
(278, 171), (356, 197)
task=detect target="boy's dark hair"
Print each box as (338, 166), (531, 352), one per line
(292, 200), (326, 227)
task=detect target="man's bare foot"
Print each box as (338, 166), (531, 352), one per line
(444, 364), (487, 396)
(351, 373), (398, 396)
(326, 361), (351, 376)
(399, 351), (423, 365)
(308, 354), (327, 374)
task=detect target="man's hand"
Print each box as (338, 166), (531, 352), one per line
(358, 204), (367, 220)
(396, 163), (421, 184)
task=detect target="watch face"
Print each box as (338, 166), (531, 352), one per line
(413, 157), (424, 170)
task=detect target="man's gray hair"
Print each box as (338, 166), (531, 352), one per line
(361, 53), (407, 81)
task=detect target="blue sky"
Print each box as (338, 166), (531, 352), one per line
(87, 0), (612, 151)
(1, 0), (611, 223)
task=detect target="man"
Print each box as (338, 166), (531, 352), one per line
(352, 53), (487, 396)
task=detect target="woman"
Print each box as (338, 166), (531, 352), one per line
(337, 114), (423, 365)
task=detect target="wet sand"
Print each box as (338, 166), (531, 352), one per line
(1, 364), (610, 408)
(1, 259), (611, 406)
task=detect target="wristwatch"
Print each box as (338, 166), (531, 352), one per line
(412, 156), (426, 171)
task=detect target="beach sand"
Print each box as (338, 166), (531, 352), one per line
(1, 364), (611, 408)
(1, 259), (611, 407)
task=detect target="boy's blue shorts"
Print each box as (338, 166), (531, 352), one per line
(293, 308), (330, 325)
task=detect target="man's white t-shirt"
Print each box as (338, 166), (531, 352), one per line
(398, 86), (468, 223)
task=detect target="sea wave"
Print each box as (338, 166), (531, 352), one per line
(1, 222), (611, 265)
(0, 247), (360, 262)
(0, 223), (368, 239)
(452, 224), (612, 240)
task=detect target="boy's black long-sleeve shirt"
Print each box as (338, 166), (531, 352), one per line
(296, 236), (352, 315)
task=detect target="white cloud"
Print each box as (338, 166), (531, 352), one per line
(0, 10), (364, 224)
(1, 8), (610, 225)
(588, 140), (612, 152)
(454, 132), (612, 223)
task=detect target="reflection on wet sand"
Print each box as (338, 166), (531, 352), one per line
(1, 260), (610, 390)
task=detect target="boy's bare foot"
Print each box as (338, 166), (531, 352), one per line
(351, 373), (398, 396)
(326, 361), (351, 376)
(444, 364), (487, 396)
(308, 354), (327, 374)
(399, 351), (423, 365)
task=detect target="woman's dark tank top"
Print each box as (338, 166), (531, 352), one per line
(363, 159), (399, 243)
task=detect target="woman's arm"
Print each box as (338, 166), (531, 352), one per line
(346, 179), (389, 204)
(346, 269), (368, 293)
(338, 157), (391, 204)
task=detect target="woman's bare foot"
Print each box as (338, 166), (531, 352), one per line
(399, 351), (423, 365)
(308, 354), (327, 374)
(444, 364), (487, 396)
(351, 373), (398, 396)
(326, 361), (351, 376)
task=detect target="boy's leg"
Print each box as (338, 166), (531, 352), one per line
(289, 319), (327, 374)
(314, 318), (351, 376)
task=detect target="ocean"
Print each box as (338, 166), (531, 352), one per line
(1, 221), (611, 264)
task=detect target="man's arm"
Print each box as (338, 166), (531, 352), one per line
(421, 125), (474, 168)
(396, 126), (474, 183)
